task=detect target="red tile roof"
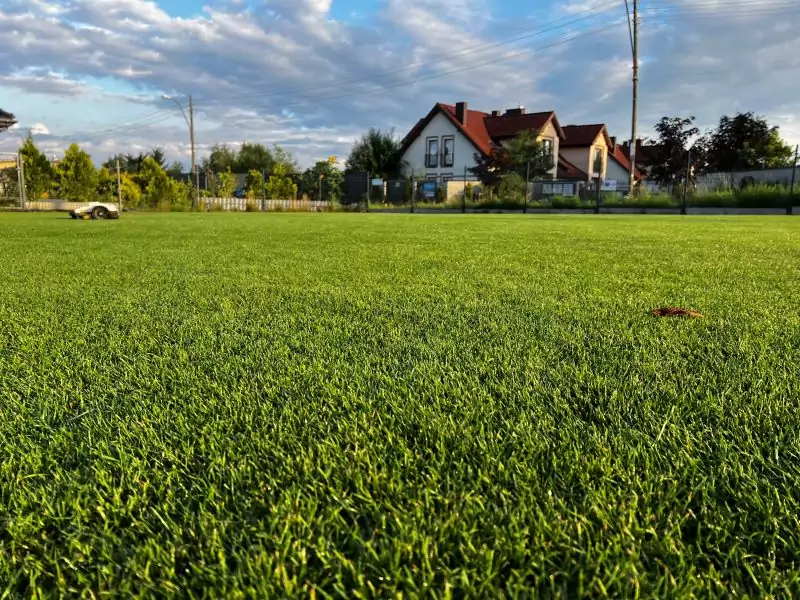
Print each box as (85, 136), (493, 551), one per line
(484, 111), (564, 141)
(609, 144), (643, 180)
(557, 154), (589, 181)
(561, 124), (610, 148)
(400, 103), (564, 158)
(439, 104), (493, 155)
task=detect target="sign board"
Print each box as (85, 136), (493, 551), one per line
(421, 181), (437, 199)
(601, 179), (617, 191)
(371, 178), (383, 186)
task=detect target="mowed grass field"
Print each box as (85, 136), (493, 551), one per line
(2, 213), (800, 597)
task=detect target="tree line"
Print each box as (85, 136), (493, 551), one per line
(644, 112), (797, 187)
(17, 138), (346, 206)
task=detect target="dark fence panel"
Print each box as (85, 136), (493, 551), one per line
(342, 172), (369, 206)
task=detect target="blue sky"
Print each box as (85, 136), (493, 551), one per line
(1, 0), (799, 167)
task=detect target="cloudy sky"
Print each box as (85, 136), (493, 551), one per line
(0, 0), (798, 168)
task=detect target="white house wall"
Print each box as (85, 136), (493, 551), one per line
(605, 158), (630, 187)
(401, 112), (481, 180)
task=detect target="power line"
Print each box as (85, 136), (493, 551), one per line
(196, 0), (623, 104)
(268, 20), (625, 111)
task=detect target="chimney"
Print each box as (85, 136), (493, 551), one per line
(609, 136), (616, 150)
(491, 110), (501, 117)
(455, 101), (468, 126)
(504, 105), (526, 116)
(635, 138), (642, 151)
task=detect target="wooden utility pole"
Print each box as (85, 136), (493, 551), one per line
(188, 95), (200, 210)
(628, 0), (639, 195)
(116, 159), (122, 214)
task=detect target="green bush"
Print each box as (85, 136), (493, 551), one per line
(549, 195), (582, 209)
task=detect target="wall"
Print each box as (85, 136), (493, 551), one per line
(445, 180), (484, 200)
(538, 121), (560, 180)
(560, 133), (607, 180)
(605, 155), (631, 191)
(401, 112), (481, 180)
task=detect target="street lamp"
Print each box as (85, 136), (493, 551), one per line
(162, 94), (199, 209)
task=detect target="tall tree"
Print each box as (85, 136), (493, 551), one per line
(54, 144), (98, 202)
(346, 128), (404, 178)
(139, 156), (176, 208)
(470, 131), (553, 188)
(470, 147), (513, 188)
(266, 163), (297, 200)
(300, 160), (343, 201)
(166, 160), (184, 177)
(19, 135), (54, 200)
(149, 146), (167, 169)
(202, 144), (237, 173)
(505, 130), (555, 179)
(235, 142), (273, 173)
(648, 116), (700, 186)
(271, 145), (297, 172)
(707, 112), (794, 171)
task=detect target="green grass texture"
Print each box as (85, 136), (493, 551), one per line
(2, 213), (800, 597)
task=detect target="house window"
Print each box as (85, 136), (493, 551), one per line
(441, 137), (455, 167)
(426, 138), (439, 168)
(541, 139), (553, 162)
(441, 174), (453, 182)
(592, 147), (604, 176)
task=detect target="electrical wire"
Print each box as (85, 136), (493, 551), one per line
(195, 0), (623, 104)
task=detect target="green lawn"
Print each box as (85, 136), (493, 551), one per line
(2, 213), (800, 597)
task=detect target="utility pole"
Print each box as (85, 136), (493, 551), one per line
(116, 159), (123, 214)
(628, 0), (639, 195)
(162, 93), (199, 209)
(188, 95), (199, 210)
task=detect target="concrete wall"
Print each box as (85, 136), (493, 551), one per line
(401, 112), (481, 180)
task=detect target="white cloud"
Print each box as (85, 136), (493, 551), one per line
(0, 0), (798, 167)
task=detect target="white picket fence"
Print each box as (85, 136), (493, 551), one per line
(19, 198), (333, 212)
(204, 198), (332, 212)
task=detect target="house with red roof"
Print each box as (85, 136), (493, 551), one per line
(398, 101), (565, 183)
(0, 108), (16, 133)
(560, 124), (611, 180)
(559, 124), (643, 190)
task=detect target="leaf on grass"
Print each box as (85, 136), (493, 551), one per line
(650, 307), (704, 318)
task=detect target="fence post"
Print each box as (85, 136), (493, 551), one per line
(365, 172), (370, 213)
(462, 165), (467, 213)
(789, 145), (798, 215)
(411, 169), (415, 214)
(595, 177), (601, 214)
(682, 148), (691, 215)
(261, 169), (266, 211)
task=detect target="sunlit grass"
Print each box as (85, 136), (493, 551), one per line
(2, 213), (800, 597)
